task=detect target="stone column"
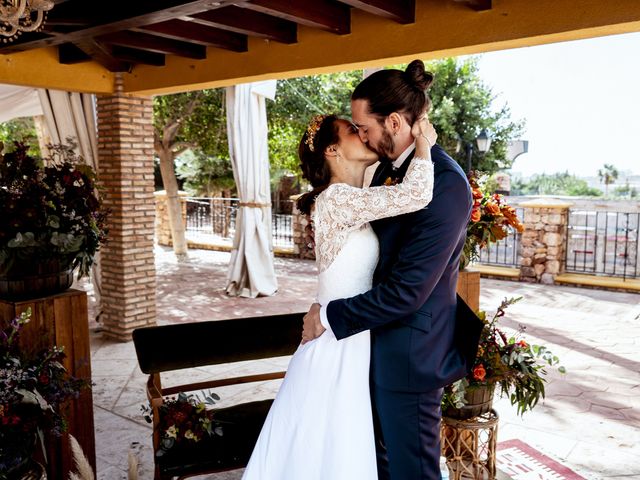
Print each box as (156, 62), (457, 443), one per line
(154, 190), (189, 247)
(97, 75), (156, 341)
(519, 198), (573, 284)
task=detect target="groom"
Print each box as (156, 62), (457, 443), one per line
(302, 61), (477, 479)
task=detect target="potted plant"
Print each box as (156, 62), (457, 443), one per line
(0, 141), (108, 299)
(461, 171), (524, 270)
(443, 297), (565, 419)
(0, 308), (91, 477)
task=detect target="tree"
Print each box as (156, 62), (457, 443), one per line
(153, 89), (229, 259)
(423, 57), (525, 174)
(613, 182), (638, 199)
(267, 72), (362, 175)
(511, 172), (602, 197)
(597, 163), (619, 196)
(0, 117), (40, 156)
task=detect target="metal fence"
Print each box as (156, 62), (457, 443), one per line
(477, 208), (524, 268)
(566, 210), (639, 279)
(185, 197), (294, 248)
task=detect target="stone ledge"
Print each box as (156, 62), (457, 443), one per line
(473, 264), (521, 278)
(555, 273), (640, 292)
(519, 198), (574, 209)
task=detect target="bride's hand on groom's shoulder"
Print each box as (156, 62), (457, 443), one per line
(412, 113), (437, 147)
(301, 303), (325, 344)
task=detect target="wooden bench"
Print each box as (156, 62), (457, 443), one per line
(133, 312), (304, 480)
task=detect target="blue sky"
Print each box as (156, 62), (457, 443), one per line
(473, 31), (640, 178)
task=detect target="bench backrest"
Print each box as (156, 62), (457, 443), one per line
(133, 312), (304, 374)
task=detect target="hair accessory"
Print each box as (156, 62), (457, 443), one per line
(305, 114), (327, 152)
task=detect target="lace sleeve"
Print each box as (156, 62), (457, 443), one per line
(321, 156), (434, 230)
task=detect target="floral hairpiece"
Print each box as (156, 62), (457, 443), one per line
(304, 114), (327, 152)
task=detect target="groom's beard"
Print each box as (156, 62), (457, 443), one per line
(372, 128), (395, 159)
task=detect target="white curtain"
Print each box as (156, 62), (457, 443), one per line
(0, 85), (42, 123)
(225, 81), (278, 298)
(37, 89), (103, 321)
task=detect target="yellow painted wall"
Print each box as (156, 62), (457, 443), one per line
(0, 0), (639, 94)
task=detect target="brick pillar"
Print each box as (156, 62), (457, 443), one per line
(97, 75), (156, 341)
(519, 198), (573, 284)
(154, 190), (188, 247)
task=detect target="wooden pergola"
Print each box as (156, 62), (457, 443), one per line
(1, 0), (639, 338)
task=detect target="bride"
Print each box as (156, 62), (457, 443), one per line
(241, 112), (437, 479)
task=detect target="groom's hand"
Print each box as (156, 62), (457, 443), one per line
(301, 303), (325, 344)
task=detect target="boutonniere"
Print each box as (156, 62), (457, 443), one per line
(384, 176), (400, 186)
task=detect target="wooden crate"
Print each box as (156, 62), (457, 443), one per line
(0, 289), (96, 479)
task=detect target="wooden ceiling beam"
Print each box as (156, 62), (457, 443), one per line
(453, 0), (492, 12)
(98, 31), (207, 59)
(65, 40), (131, 72)
(136, 19), (247, 51)
(58, 42), (91, 64)
(241, 0), (350, 35)
(189, 6), (297, 44)
(336, 0), (415, 24)
(112, 46), (166, 67)
(0, 0), (247, 53)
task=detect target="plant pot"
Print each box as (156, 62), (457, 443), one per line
(0, 433), (42, 480)
(443, 383), (495, 420)
(0, 258), (75, 300)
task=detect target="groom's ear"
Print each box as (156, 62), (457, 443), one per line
(385, 112), (404, 134)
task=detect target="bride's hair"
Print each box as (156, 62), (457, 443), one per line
(296, 114), (340, 215)
(352, 59), (433, 126)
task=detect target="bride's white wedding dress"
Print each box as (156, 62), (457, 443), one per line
(242, 154), (434, 480)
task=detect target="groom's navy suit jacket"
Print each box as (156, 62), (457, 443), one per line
(326, 144), (474, 392)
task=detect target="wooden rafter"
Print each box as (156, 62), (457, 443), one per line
(98, 31), (207, 59)
(111, 46), (166, 67)
(64, 40), (131, 72)
(454, 0), (492, 12)
(0, 0), (246, 53)
(136, 19), (248, 51)
(241, 0), (351, 35)
(189, 6), (297, 44)
(337, 0), (415, 24)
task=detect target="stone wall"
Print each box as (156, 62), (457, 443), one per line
(518, 199), (572, 284)
(291, 203), (316, 260)
(154, 190), (189, 246)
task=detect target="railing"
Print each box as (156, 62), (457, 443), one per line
(477, 208), (524, 268)
(185, 197), (294, 248)
(566, 210), (639, 279)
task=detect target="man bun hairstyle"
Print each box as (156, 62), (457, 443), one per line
(352, 59), (434, 125)
(296, 115), (340, 216)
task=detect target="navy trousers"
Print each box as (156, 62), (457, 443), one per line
(372, 385), (444, 480)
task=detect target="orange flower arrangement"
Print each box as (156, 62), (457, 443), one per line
(462, 171), (524, 269)
(443, 297), (565, 416)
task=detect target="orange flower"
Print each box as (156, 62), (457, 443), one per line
(518, 340), (528, 348)
(484, 201), (501, 216)
(502, 206), (524, 232)
(470, 207), (481, 223)
(473, 364), (486, 382)
(490, 225), (507, 241)
(472, 187), (484, 200)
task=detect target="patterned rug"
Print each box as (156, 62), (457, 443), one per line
(497, 439), (586, 479)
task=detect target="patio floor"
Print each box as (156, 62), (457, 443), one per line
(86, 245), (640, 480)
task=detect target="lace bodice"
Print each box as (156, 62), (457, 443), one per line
(313, 156), (434, 273)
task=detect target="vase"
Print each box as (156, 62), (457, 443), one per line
(0, 257), (75, 300)
(443, 383), (495, 420)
